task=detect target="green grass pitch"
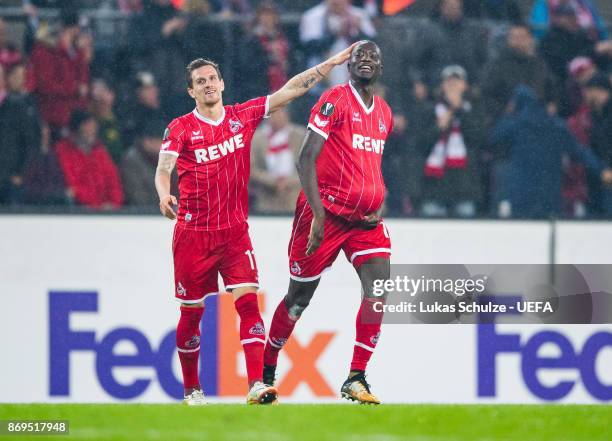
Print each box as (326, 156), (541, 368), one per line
(1, 404), (609, 441)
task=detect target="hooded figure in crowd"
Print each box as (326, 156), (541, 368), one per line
(490, 85), (611, 218)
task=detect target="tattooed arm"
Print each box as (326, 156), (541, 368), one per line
(155, 153), (178, 220)
(268, 43), (357, 114)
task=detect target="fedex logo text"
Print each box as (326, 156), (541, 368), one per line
(49, 291), (335, 401)
(477, 297), (612, 401)
(49, 291), (183, 400)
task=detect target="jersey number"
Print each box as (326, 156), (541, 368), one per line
(245, 250), (256, 270)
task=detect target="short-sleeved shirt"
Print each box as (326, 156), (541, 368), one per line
(161, 96), (269, 230)
(306, 82), (393, 221)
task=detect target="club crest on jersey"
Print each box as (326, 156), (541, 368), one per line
(379, 118), (387, 134)
(229, 118), (243, 134)
(177, 282), (186, 296)
(249, 322), (265, 336)
(291, 261), (302, 275)
(320, 102), (335, 117)
(314, 114), (329, 128)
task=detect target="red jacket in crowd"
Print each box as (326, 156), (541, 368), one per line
(55, 138), (124, 209)
(28, 42), (89, 128)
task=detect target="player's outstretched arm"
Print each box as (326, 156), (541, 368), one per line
(268, 43), (357, 114)
(155, 153), (178, 220)
(296, 130), (327, 255)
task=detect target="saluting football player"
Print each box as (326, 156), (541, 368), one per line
(155, 45), (356, 405)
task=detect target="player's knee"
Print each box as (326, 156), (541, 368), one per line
(284, 290), (314, 318)
(359, 259), (390, 299)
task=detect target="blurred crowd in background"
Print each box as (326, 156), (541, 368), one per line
(1, 0), (612, 219)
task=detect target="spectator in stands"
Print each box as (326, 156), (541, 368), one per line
(121, 71), (168, 147)
(21, 122), (67, 205)
(566, 58), (597, 145)
(250, 107), (304, 214)
(489, 85), (611, 218)
(562, 57), (598, 217)
(414, 0), (488, 88)
(0, 18), (23, 72)
(91, 78), (125, 165)
(121, 120), (173, 206)
(55, 110), (124, 210)
(127, 0), (188, 117)
(7, 63), (41, 137)
(6, 63), (26, 96)
(238, 2), (290, 101)
(561, 56), (597, 117)
(530, 0), (608, 41)
(462, 0), (523, 22)
(28, 11), (89, 136)
(182, 0), (225, 74)
(582, 73), (612, 216)
(539, 3), (612, 84)
(417, 66), (484, 217)
(383, 84), (428, 216)
(0, 64), (38, 205)
(482, 22), (558, 121)
(300, 0), (376, 87)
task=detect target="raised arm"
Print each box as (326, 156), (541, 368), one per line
(268, 43), (356, 114)
(155, 153), (178, 220)
(296, 130), (327, 255)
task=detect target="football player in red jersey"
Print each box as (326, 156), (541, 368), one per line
(154, 45), (355, 405)
(263, 41), (393, 404)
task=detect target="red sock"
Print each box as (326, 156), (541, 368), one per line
(234, 293), (265, 386)
(176, 305), (204, 392)
(351, 297), (384, 372)
(263, 299), (298, 367)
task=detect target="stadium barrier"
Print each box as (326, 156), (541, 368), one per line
(1, 215), (610, 403)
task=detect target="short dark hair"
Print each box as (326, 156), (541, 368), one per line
(186, 58), (222, 88)
(69, 110), (95, 132)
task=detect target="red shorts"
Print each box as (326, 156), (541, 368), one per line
(288, 196), (391, 281)
(172, 222), (259, 304)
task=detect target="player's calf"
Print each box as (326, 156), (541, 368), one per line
(234, 292), (266, 387)
(263, 281), (317, 370)
(176, 304), (204, 396)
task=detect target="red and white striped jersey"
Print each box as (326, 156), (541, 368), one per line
(307, 82), (393, 221)
(161, 96), (269, 230)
